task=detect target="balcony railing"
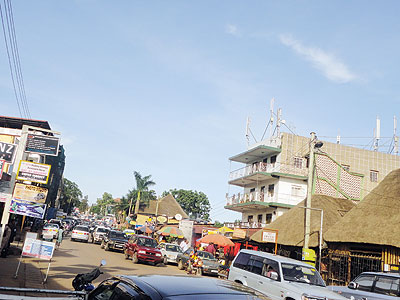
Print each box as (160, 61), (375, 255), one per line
(229, 161), (307, 182)
(224, 221), (269, 229)
(226, 191), (275, 206)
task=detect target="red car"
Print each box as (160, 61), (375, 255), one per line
(124, 235), (163, 265)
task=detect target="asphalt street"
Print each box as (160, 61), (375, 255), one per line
(45, 235), (187, 291)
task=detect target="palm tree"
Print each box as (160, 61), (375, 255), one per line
(130, 171), (156, 215)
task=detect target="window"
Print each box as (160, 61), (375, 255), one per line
(250, 188), (255, 193)
(294, 157), (303, 168)
(370, 170), (378, 182)
(233, 252), (251, 270)
(271, 155), (277, 165)
(374, 276), (400, 296)
(257, 214), (263, 223)
(248, 255), (264, 275)
(354, 275), (375, 292)
(266, 214), (272, 224)
(248, 215), (253, 223)
(262, 258), (280, 281)
(291, 185), (302, 197)
(268, 184), (274, 197)
(342, 164), (350, 171)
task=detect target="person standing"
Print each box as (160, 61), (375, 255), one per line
(0, 224), (11, 258)
(206, 242), (216, 256)
(56, 226), (64, 249)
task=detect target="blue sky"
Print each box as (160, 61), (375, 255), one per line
(1, 1), (400, 221)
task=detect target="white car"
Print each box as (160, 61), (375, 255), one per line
(42, 223), (59, 239)
(228, 249), (347, 300)
(92, 226), (109, 244)
(71, 225), (90, 242)
(159, 242), (182, 264)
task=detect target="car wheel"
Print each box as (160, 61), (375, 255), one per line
(163, 256), (168, 265)
(124, 250), (129, 260)
(105, 243), (110, 251)
(100, 241), (105, 249)
(132, 252), (138, 264)
(196, 267), (202, 276)
(178, 260), (184, 270)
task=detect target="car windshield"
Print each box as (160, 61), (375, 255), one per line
(110, 232), (126, 239)
(166, 244), (181, 252)
(75, 226), (89, 232)
(97, 228), (108, 233)
(200, 251), (216, 260)
(45, 224), (58, 229)
(281, 263), (325, 287)
(137, 237), (157, 248)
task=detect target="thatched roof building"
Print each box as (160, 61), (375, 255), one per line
(325, 168), (400, 248)
(251, 195), (355, 247)
(138, 193), (189, 219)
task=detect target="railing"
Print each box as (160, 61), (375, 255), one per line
(229, 161), (307, 182)
(224, 221), (269, 229)
(226, 191), (275, 206)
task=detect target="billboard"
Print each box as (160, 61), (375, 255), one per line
(0, 142), (16, 163)
(9, 199), (47, 219)
(13, 183), (48, 203)
(17, 160), (51, 184)
(22, 238), (55, 260)
(25, 134), (59, 156)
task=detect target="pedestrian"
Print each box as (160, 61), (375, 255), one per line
(206, 242), (216, 256)
(56, 226), (64, 249)
(0, 223), (11, 258)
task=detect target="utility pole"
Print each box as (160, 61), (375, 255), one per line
(304, 132), (316, 249)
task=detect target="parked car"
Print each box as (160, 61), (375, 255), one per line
(176, 248), (220, 276)
(91, 226), (109, 244)
(329, 272), (400, 300)
(88, 275), (271, 300)
(228, 249), (348, 300)
(71, 225), (90, 242)
(101, 230), (128, 252)
(124, 235), (163, 265)
(41, 223), (59, 239)
(159, 242), (182, 264)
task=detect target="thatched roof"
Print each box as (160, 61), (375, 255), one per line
(251, 195), (355, 247)
(325, 169), (400, 247)
(139, 194), (189, 219)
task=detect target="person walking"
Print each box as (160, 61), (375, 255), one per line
(56, 226), (64, 249)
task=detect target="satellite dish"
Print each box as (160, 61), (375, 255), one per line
(175, 214), (182, 221)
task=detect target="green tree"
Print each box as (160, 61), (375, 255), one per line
(90, 192), (114, 216)
(162, 189), (211, 220)
(79, 195), (89, 213)
(59, 178), (83, 214)
(213, 221), (224, 228)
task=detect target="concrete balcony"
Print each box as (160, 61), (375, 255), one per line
(224, 221), (269, 229)
(225, 191), (276, 212)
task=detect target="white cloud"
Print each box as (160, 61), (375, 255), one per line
(279, 34), (357, 83)
(225, 24), (241, 37)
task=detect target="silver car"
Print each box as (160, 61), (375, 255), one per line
(228, 249), (348, 300)
(159, 242), (182, 264)
(71, 225), (90, 242)
(329, 272), (400, 300)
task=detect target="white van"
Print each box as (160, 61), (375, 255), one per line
(228, 249), (347, 300)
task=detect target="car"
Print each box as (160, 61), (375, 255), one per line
(41, 223), (59, 239)
(159, 242), (182, 265)
(123, 229), (136, 236)
(328, 272), (400, 300)
(101, 230), (128, 252)
(228, 249), (348, 300)
(176, 248), (220, 276)
(88, 275), (271, 300)
(91, 226), (109, 244)
(48, 218), (62, 227)
(71, 225), (90, 242)
(124, 235), (163, 265)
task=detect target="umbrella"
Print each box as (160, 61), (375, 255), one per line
(198, 233), (234, 247)
(137, 224), (155, 234)
(157, 226), (184, 238)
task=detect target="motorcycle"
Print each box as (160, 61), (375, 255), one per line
(72, 259), (106, 292)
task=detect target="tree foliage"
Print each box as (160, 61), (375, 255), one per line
(60, 178), (82, 214)
(162, 189), (211, 220)
(79, 195), (89, 213)
(90, 192), (114, 216)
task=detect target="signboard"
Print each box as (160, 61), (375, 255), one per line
(0, 192), (7, 203)
(232, 228), (247, 239)
(9, 199), (47, 219)
(0, 142), (16, 163)
(22, 238), (55, 260)
(0, 159), (5, 178)
(17, 160), (51, 184)
(262, 230), (278, 243)
(25, 134), (60, 156)
(12, 183), (48, 203)
(25, 232), (38, 240)
(179, 220), (194, 245)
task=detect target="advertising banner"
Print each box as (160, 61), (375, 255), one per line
(9, 199), (47, 219)
(12, 183), (48, 203)
(0, 192), (8, 203)
(0, 159), (5, 178)
(262, 230), (277, 243)
(0, 142), (16, 163)
(179, 220), (194, 245)
(22, 238), (55, 260)
(232, 228), (247, 239)
(17, 160), (51, 184)
(25, 134), (60, 156)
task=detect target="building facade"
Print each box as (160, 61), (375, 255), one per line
(225, 132), (400, 228)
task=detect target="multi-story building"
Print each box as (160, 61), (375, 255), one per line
(225, 132), (400, 228)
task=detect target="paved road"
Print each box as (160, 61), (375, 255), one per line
(45, 236), (187, 290)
